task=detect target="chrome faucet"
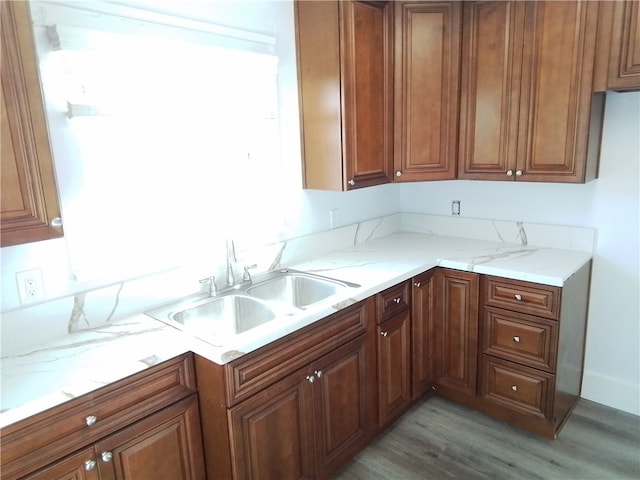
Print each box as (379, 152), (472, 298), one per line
(226, 238), (237, 287)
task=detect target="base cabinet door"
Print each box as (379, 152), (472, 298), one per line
(376, 311), (412, 428)
(312, 335), (373, 479)
(227, 335), (372, 480)
(227, 371), (315, 480)
(436, 269), (480, 398)
(23, 395), (205, 480)
(411, 270), (437, 398)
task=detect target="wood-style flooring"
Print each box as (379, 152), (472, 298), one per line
(332, 396), (640, 480)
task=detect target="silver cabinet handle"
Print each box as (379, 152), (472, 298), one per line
(306, 375), (315, 383)
(514, 294), (522, 301)
(101, 451), (113, 462)
(511, 385), (518, 392)
(506, 170), (513, 176)
(395, 171), (402, 177)
(414, 282), (421, 288)
(513, 336), (521, 343)
(85, 459), (97, 471)
(348, 179), (355, 186)
(380, 331), (388, 337)
(394, 297), (401, 304)
(314, 370), (323, 378)
(515, 170), (523, 176)
(51, 217), (63, 227)
(85, 415), (98, 427)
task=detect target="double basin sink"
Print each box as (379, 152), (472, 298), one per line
(146, 269), (360, 345)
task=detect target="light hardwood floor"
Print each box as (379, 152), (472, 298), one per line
(333, 396), (640, 480)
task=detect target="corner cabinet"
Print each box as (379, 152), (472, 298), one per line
(1, 354), (205, 480)
(393, 1), (461, 182)
(1, 1), (63, 246)
(296, 0), (394, 191)
(458, 1), (604, 183)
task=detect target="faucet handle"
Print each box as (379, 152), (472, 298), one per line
(199, 275), (217, 296)
(243, 264), (258, 283)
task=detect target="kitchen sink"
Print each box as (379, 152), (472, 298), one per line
(145, 268), (360, 344)
(246, 271), (356, 308)
(170, 295), (278, 335)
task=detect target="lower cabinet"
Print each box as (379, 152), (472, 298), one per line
(228, 334), (371, 480)
(24, 395), (205, 480)
(1, 354), (205, 480)
(411, 269), (437, 399)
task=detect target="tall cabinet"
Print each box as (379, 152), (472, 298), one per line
(458, 1), (603, 183)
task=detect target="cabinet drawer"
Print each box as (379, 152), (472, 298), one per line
(225, 299), (371, 406)
(483, 276), (560, 320)
(481, 356), (555, 420)
(482, 307), (558, 372)
(1, 353), (196, 480)
(376, 281), (410, 323)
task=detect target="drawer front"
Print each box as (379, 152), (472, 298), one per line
(0, 353), (196, 480)
(226, 299), (371, 406)
(376, 281), (410, 323)
(481, 356), (555, 420)
(482, 307), (558, 372)
(483, 276), (561, 320)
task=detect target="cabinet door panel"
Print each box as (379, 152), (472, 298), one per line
(22, 448), (100, 480)
(608, 0), (640, 90)
(436, 269), (479, 397)
(412, 270), (437, 399)
(343, 1), (394, 188)
(313, 335), (373, 479)
(518, 1), (600, 182)
(95, 395), (205, 480)
(393, 1), (461, 181)
(377, 312), (411, 427)
(459, 1), (524, 180)
(1, 1), (63, 246)
(228, 370), (314, 480)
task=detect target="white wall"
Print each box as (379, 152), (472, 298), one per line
(399, 91), (640, 415)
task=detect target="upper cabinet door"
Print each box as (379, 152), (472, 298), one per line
(1, 1), (63, 246)
(458, 1), (603, 184)
(296, 1), (394, 191)
(517, 1), (601, 183)
(393, 1), (461, 182)
(458, 1), (525, 180)
(608, 0), (640, 91)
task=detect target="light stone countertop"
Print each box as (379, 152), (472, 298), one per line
(0, 231), (592, 429)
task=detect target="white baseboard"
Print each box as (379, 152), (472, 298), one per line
(581, 370), (640, 416)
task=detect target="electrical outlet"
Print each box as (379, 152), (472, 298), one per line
(452, 200), (461, 216)
(16, 268), (44, 304)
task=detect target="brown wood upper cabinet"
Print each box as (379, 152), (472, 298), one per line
(595, 0), (640, 92)
(296, 1), (394, 191)
(393, 1), (462, 181)
(458, 1), (603, 183)
(1, 1), (64, 246)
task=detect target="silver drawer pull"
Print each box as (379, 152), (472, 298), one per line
(306, 375), (315, 383)
(85, 459), (97, 471)
(85, 415), (98, 427)
(514, 294), (522, 301)
(513, 336), (521, 343)
(414, 282), (421, 288)
(511, 385), (519, 392)
(314, 370), (323, 378)
(394, 297), (401, 304)
(380, 331), (388, 337)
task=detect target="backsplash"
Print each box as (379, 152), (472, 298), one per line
(0, 213), (595, 356)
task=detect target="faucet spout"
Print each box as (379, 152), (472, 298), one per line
(226, 238), (237, 287)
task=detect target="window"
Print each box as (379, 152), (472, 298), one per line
(34, 2), (286, 281)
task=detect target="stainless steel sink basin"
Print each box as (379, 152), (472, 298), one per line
(145, 268), (360, 344)
(170, 295), (277, 335)
(246, 272), (355, 308)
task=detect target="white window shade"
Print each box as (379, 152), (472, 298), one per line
(33, 2), (285, 282)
